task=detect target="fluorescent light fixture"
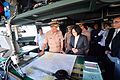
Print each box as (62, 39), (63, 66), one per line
(52, 17), (67, 21)
(110, 4), (120, 7)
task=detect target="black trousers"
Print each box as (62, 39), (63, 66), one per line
(102, 55), (115, 80)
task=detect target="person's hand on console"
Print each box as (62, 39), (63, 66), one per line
(72, 48), (78, 54)
(105, 50), (111, 55)
(38, 50), (44, 56)
(60, 50), (65, 54)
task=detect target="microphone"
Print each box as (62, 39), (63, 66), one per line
(10, 55), (26, 78)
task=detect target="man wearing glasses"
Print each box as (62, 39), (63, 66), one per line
(105, 16), (120, 80)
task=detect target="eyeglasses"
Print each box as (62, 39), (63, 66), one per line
(113, 21), (120, 24)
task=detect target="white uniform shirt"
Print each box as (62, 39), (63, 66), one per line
(34, 33), (46, 50)
(74, 35), (79, 48)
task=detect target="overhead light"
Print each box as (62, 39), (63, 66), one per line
(110, 4), (120, 7)
(104, 18), (108, 21)
(35, 21), (42, 24)
(52, 17), (67, 21)
(32, 14), (38, 17)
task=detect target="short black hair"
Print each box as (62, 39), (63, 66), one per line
(36, 25), (42, 33)
(72, 25), (82, 35)
(82, 24), (88, 30)
(112, 15), (120, 19)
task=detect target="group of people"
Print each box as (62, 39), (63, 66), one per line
(34, 16), (120, 80)
(64, 24), (89, 55)
(35, 21), (90, 56)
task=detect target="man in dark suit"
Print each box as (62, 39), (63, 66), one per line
(105, 16), (120, 80)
